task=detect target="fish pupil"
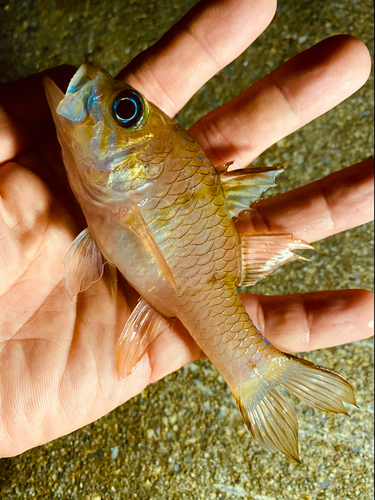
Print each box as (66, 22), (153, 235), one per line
(117, 98), (136, 120)
(113, 90), (143, 128)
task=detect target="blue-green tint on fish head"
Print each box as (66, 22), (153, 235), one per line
(56, 66), (110, 122)
(66, 64), (100, 94)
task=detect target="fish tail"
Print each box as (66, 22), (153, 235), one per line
(233, 353), (356, 462)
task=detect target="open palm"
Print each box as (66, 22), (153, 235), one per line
(0, 0), (373, 458)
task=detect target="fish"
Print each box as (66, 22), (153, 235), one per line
(44, 65), (356, 462)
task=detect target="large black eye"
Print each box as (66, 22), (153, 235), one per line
(113, 90), (144, 128)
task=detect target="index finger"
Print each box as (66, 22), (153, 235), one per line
(118, 0), (277, 116)
(0, 0), (276, 160)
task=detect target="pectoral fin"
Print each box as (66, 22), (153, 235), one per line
(63, 227), (117, 300)
(239, 233), (314, 287)
(116, 297), (174, 379)
(220, 166), (283, 219)
(120, 203), (178, 294)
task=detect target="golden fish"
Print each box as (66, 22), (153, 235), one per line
(44, 65), (355, 462)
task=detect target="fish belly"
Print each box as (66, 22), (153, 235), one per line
(87, 209), (179, 318)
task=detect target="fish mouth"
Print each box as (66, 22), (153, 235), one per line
(65, 64), (102, 95)
(56, 64), (111, 122)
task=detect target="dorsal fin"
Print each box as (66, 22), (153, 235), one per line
(238, 233), (315, 287)
(215, 161), (234, 174)
(219, 166), (283, 219)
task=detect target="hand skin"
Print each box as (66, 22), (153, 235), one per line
(0, 0), (373, 458)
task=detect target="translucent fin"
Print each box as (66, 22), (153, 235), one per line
(63, 228), (117, 300)
(239, 233), (314, 286)
(220, 166), (283, 218)
(116, 297), (174, 379)
(280, 355), (357, 413)
(233, 353), (356, 462)
(235, 382), (300, 462)
(121, 203), (178, 294)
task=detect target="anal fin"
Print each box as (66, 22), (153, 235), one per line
(116, 297), (174, 379)
(63, 227), (117, 300)
(239, 233), (314, 286)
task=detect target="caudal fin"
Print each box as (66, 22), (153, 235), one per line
(233, 354), (356, 462)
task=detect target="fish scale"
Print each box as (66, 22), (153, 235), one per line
(154, 159), (262, 387)
(45, 65), (357, 463)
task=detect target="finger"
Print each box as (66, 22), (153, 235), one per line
(236, 158), (374, 242)
(15, 150), (86, 231)
(240, 289), (374, 353)
(118, 0), (277, 116)
(147, 320), (204, 384)
(189, 35), (371, 167)
(0, 107), (30, 165)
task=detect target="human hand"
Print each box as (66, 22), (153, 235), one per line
(0, 0), (373, 458)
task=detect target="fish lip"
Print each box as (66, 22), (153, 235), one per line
(66, 64), (102, 95)
(56, 65), (111, 122)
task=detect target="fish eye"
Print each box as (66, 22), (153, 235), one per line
(112, 90), (144, 128)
